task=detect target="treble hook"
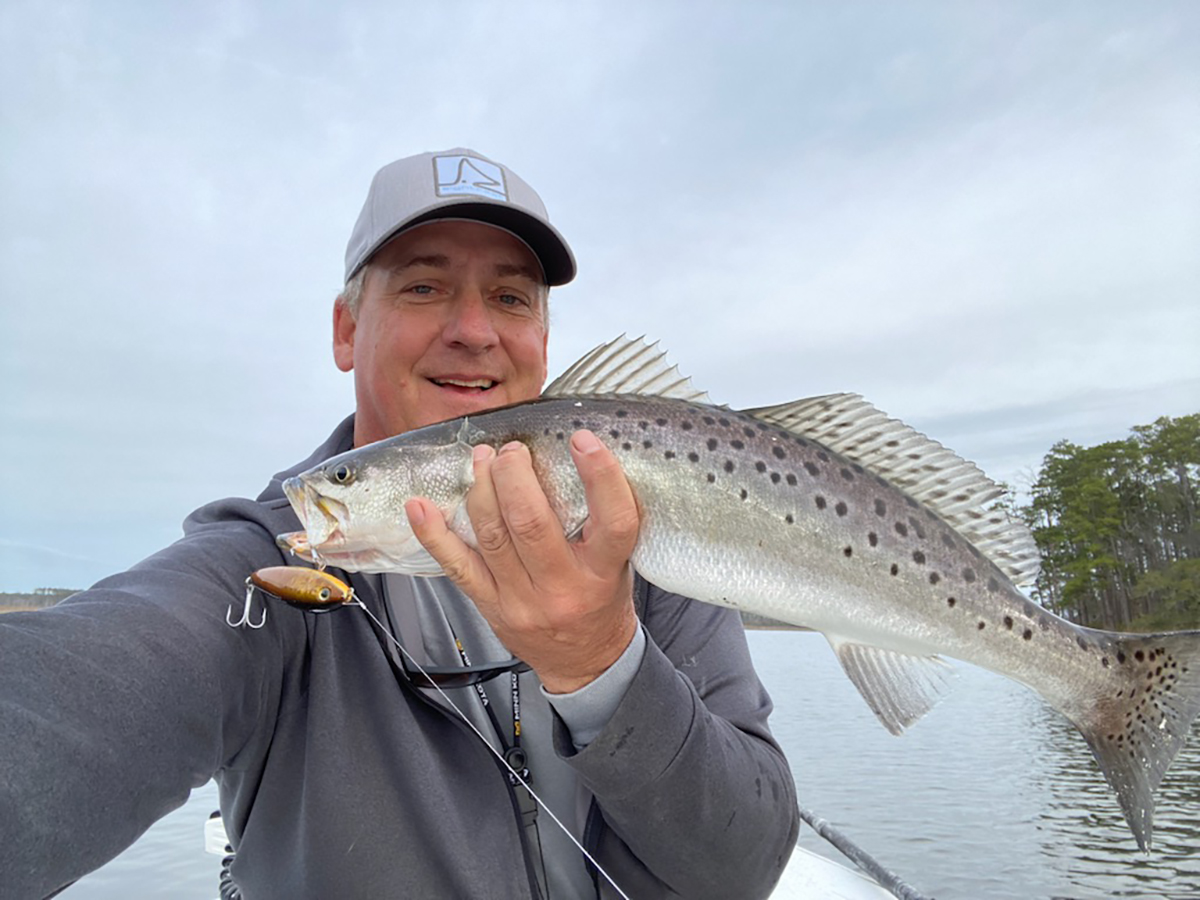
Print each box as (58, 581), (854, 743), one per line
(226, 581), (268, 629)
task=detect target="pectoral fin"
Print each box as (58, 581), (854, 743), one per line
(827, 637), (956, 735)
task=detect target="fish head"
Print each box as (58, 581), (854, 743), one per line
(281, 421), (477, 574)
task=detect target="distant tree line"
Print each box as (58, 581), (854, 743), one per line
(0, 587), (77, 612)
(1020, 414), (1199, 631)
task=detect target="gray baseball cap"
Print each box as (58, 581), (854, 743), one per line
(344, 148), (576, 286)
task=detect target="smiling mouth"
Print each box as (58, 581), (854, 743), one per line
(431, 378), (498, 392)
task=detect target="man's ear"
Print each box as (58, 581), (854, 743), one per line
(333, 299), (355, 372)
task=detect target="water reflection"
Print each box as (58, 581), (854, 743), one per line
(748, 629), (1200, 900)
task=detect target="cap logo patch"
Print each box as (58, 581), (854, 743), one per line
(433, 155), (507, 202)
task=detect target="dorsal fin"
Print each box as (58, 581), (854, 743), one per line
(544, 335), (711, 403)
(747, 394), (1041, 587)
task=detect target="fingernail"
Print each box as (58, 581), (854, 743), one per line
(500, 441), (527, 456)
(571, 430), (602, 454)
(473, 444), (495, 463)
(404, 500), (426, 527)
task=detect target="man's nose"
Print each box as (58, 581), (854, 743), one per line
(442, 289), (498, 349)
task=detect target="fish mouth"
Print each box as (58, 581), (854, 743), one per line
(283, 477), (349, 547)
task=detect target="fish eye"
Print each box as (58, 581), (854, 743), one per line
(330, 463), (355, 485)
(318, 587), (331, 601)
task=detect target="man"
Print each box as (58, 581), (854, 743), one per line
(0, 148), (798, 898)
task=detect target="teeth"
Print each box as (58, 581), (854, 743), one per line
(434, 378), (496, 389)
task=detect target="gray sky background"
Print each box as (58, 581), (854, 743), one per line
(2, 1), (1197, 593)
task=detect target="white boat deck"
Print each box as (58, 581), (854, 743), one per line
(771, 845), (897, 899)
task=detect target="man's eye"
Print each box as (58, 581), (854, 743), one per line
(497, 293), (528, 307)
(410, 284), (435, 295)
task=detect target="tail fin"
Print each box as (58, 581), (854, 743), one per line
(1068, 628), (1200, 850)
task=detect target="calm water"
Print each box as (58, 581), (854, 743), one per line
(58, 630), (1200, 898)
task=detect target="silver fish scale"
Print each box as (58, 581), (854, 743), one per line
(474, 395), (1084, 681)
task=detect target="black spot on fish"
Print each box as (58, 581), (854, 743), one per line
(609, 430), (620, 439)
(978, 621), (986, 629)
(681, 421), (693, 431)
(687, 452), (699, 463)
(656, 418), (667, 427)
(835, 502), (848, 517)
(852, 463), (865, 474)
(719, 417), (730, 427)
(1102, 657), (1110, 668)
(616, 410), (628, 418)
(773, 446), (787, 460)
(804, 462), (820, 476)
(815, 495), (827, 510)
(868, 532), (878, 547)
(905, 496), (919, 508)
(894, 522), (908, 537)
(642, 440), (652, 449)
(707, 438), (719, 451)
(664, 450), (676, 459)
(573, 420), (583, 428)
(1023, 628), (1033, 640)
(1135, 650), (1145, 662)
(908, 517), (926, 539)
(941, 533), (955, 549)
(706, 473), (716, 483)
(1117, 652), (1127, 664)
(770, 472), (781, 483)
(731, 439), (745, 450)
(703, 416), (715, 425)
(622, 442), (632, 451)
(724, 460), (735, 473)
(743, 426), (756, 438)
(1078, 636), (1090, 651)
(929, 572), (940, 584)
(556, 432), (565, 440)
(544, 428), (551, 436)
(988, 578), (1000, 593)
(947, 597), (957, 608)
(639, 421), (648, 430)
(794, 436), (808, 446)
(840, 467), (854, 480)
(1003, 616), (1013, 630)
(875, 499), (886, 516)
(786, 473), (797, 486)
(890, 564), (900, 576)
(756, 461), (767, 473)
(817, 451), (830, 462)
(843, 546), (853, 557)
(912, 551), (926, 565)
(962, 568), (976, 583)
(740, 488), (748, 500)
(786, 514), (795, 524)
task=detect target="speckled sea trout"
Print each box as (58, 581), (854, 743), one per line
(281, 336), (1200, 851)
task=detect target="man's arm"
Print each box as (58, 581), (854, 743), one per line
(408, 429), (799, 898)
(0, 507), (293, 897)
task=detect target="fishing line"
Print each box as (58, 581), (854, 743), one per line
(251, 584), (633, 900)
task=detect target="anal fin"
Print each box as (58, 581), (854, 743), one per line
(829, 638), (956, 735)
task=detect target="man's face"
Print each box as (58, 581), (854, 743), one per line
(334, 220), (550, 446)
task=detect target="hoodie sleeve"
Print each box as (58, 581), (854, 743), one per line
(556, 580), (800, 900)
(0, 499), (303, 898)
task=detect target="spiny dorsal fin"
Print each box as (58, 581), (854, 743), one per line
(747, 394), (1041, 588)
(544, 335), (711, 404)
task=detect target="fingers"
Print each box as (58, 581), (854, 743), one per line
(477, 442), (573, 583)
(405, 497), (495, 599)
(569, 431), (640, 571)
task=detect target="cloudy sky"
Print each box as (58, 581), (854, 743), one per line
(2, 1), (1197, 593)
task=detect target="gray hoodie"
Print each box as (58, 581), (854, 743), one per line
(0, 416), (798, 899)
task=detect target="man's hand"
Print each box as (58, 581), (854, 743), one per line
(404, 430), (640, 693)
